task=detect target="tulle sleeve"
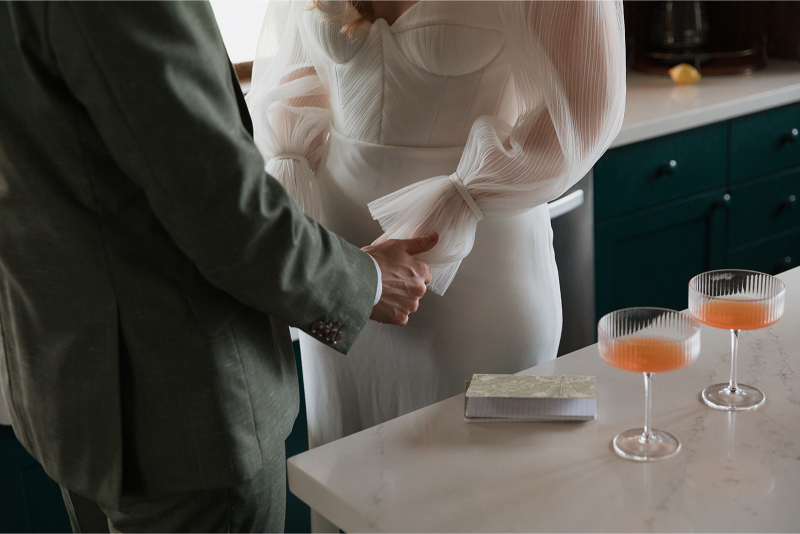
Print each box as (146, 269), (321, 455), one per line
(368, 1), (626, 295)
(246, 1), (332, 219)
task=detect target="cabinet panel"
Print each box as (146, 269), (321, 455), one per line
(730, 101), (800, 183)
(729, 168), (800, 248)
(0, 426), (71, 532)
(596, 190), (728, 319)
(595, 122), (727, 221)
(728, 228), (800, 276)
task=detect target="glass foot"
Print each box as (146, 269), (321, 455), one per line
(613, 428), (681, 462)
(702, 383), (765, 411)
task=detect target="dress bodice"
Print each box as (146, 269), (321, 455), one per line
(301, 1), (517, 148)
(250, 0), (626, 294)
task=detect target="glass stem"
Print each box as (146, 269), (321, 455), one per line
(728, 330), (740, 394)
(643, 372), (654, 441)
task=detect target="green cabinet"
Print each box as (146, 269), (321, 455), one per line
(595, 100), (800, 321)
(595, 123), (727, 220)
(729, 168), (800, 248)
(730, 102), (800, 182)
(728, 228), (800, 275)
(727, 106), (800, 277)
(595, 190), (728, 318)
(0, 426), (71, 532)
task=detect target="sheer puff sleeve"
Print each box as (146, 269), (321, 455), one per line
(368, 1), (626, 295)
(246, 2), (331, 219)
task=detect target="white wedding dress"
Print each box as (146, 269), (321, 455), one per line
(248, 1), (625, 452)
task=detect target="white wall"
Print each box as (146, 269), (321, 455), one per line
(209, 1), (271, 64)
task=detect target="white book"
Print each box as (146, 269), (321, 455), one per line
(464, 374), (597, 422)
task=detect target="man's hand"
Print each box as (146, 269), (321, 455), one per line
(362, 233), (438, 326)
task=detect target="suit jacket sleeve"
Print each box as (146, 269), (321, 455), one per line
(46, 1), (377, 353)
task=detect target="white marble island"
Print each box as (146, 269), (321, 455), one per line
(287, 266), (800, 532)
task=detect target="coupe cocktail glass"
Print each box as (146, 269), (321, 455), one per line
(599, 308), (701, 461)
(689, 270), (785, 411)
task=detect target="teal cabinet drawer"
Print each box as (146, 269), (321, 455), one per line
(729, 168), (800, 248)
(728, 228), (800, 275)
(595, 189), (728, 319)
(731, 101), (800, 183)
(595, 122), (727, 221)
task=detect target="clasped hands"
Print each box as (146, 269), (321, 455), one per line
(362, 232), (438, 326)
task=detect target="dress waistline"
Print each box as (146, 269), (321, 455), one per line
(321, 125), (466, 194)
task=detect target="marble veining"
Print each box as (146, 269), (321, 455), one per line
(287, 267), (800, 532)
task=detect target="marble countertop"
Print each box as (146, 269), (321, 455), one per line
(287, 266), (800, 532)
(612, 60), (800, 148)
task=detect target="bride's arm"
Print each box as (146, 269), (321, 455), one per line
(247, 2), (331, 219)
(368, 1), (626, 295)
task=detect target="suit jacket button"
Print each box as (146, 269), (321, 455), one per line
(321, 326), (331, 337)
(311, 321), (324, 333)
(334, 332), (343, 343)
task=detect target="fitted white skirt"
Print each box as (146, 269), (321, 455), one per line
(299, 127), (562, 448)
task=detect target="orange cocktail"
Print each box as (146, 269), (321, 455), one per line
(601, 336), (699, 373)
(598, 307), (701, 461)
(692, 300), (776, 331)
(689, 270), (785, 411)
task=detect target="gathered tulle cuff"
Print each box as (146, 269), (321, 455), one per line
(266, 155), (321, 220)
(368, 174), (483, 295)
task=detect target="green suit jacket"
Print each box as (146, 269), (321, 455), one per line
(0, 1), (377, 507)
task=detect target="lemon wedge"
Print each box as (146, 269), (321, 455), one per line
(669, 63), (702, 85)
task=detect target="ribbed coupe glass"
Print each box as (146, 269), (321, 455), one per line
(599, 308), (701, 461)
(689, 270), (785, 411)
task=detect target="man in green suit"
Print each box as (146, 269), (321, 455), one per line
(0, 2), (437, 531)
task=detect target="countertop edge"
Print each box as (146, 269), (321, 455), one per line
(611, 84), (800, 148)
(287, 456), (381, 533)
